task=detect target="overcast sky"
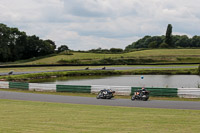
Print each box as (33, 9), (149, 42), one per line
(1, 0), (200, 50)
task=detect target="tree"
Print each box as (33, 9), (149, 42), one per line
(165, 24), (173, 47)
(148, 41), (157, 48)
(190, 36), (200, 47)
(110, 48), (123, 53)
(174, 35), (190, 47)
(159, 42), (169, 48)
(57, 45), (69, 53)
(0, 23), (56, 62)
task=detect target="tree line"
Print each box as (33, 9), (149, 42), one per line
(0, 23), (58, 62)
(87, 47), (123, 54)
(125, 24), (200, 51)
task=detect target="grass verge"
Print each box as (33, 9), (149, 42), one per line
(0, 67), (199, 81)
(0, 99), (200, 133)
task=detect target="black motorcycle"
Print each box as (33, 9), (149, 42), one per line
(96, 89), (115, 99)
(131, 90), (150, 101)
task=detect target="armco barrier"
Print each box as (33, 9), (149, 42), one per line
(178, 88), (200, 98)
(91, 85), (131, 95)
(131, 87), (178, 97)
(29, 83), (56, 92)
(56, 85), (91, 93)
(1, 81), (200, 98)
(0, 81), (9, 89)
(9, 82), (29, 90)
(109, 86), (131, 95)
(91, 85), (110, 94)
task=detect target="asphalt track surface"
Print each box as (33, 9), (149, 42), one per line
(0, 65), (197, 76)
(1, 90), (200, 110)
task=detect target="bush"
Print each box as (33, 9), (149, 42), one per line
(159, 42), (169, 48)
(148, 41), (157, 48)
(57, 59), (81, 64)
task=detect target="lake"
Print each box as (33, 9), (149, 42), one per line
(31, 75), (200, 88)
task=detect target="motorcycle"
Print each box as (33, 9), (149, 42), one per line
(131, 90), (150, 101)
(96, 89), (115, 99)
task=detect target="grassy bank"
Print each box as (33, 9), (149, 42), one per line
(0, 67), (198, 81)
(0, 64), (197, 73)
(0, 99), (200, 133)
(6, 49), (200, 65)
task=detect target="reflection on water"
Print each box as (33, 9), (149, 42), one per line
(31, 75), (200, 88)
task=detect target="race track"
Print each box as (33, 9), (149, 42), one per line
(1, 90), (200, 110)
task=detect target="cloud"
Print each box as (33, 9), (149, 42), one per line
(0, 0), (200, 50)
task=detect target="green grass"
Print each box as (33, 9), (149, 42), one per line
(0, 64), (197, 73)
(0, 99), (200, 133)
(9, 49), (200, 65)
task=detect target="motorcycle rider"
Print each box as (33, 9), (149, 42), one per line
(131, 87), (149, 101)
(139, 87), (146, 96)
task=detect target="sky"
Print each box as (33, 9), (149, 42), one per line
(0, 0), (200, 50)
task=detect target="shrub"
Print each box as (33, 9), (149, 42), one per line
(159, 42), (169, 48)
(148, 41), (157, 48)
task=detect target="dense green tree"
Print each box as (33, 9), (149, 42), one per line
(41, 40), (56, 55)
(174, 35), (190, 47)
(0, 23), (56, 62)
(148, 41), (157, 48)
(165, 24), (173, 47)
(0, 24), (12, 61)
(125, 36), (164, 50)
(159, 42), (169, 48)
(110, 48), (123, 53)
(125, 33), (200, 51)
(134, 35), (151, 48)
(190, 36), (200, 47)
(57, 45), (69, 53)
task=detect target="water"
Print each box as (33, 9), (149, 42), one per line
(31, 75), (200, 88)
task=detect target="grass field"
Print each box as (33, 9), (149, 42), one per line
(10, 49), (200, 65)
(0, 99), (200, 133)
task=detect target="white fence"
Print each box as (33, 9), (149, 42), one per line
(178, 88), (200, 98)
(91, 85), (131, 95)
(29, 83), (56, 92)
(0, 81), (9, 89)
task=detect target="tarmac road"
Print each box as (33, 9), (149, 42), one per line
(0, 90), (200, 110)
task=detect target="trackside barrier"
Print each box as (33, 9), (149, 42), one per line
(91, 85), (131, 95)
(91, 85), (110, 94)
(9, 82), (29, 90)
(110, 86), (131, 95)
(0, 81), (9, 89)
(1, 81), (200, 98)
(56, 85), (91, 93)
(131, 87), (178, 97)
(178, 88), (200, 98)
(29, 83), (56, 92)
